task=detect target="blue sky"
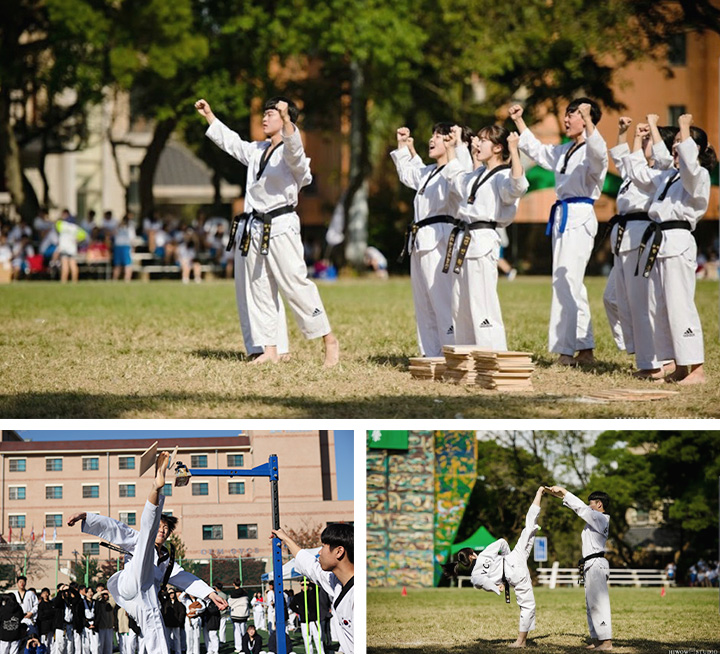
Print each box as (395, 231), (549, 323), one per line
(16, 429), (354, 501)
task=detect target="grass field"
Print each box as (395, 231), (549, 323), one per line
(1, 275), (717, 418)
(367, 586), (720, 653)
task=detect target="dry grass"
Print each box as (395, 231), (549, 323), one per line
(367, 586), (720, 654)
(0, 276), (717, 418)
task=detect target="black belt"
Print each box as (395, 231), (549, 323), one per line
(604, 212), (650, 255)
(635, 220), (693, 277)
(397, 215), (459, 263)
(501, 558), (510, 604)
(577, 551), (605, 585)
(443, 221), (498, 274)
(228, 205), (295, 256)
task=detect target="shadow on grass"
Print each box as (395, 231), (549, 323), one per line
(191, 349), (249, 361)
(367, 354), (410, 369)
(0, 390), (592, 418)
(533, 353), (627, 375)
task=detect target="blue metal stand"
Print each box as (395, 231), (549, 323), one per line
(185, 454), (286, 654)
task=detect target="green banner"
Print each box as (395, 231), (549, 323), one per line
(367, 430), (409, 450)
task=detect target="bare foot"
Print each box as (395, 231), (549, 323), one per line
(249, 347), (281, 365)
(664, 365), (689, 383)
(595, 641), (613, 651)
(323, 333), (340, 367)
(557, 354), (577, 367)
(678, 364), (705, 385)
(574, 349), (595, 364)
(508, 641), (526, 648)
(633, 368), (663, 380)
(279, 353), (292, 363)
(662, 360), (677, 376)
(585, 645), (596, 650)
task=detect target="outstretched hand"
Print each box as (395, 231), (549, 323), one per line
(207, 591), (228, 611)
(67, 512), (87, 527)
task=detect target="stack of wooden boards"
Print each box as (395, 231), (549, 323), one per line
(409, 346), (535, 391)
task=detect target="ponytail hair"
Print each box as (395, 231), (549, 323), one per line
(441, 547), (476, 578)
(689, 126), (718, 171)
(477, 125), (510, 161)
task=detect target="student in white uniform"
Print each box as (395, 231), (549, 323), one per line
(443, 125), (528, 350)
(272, 524), (354, 654)
(442, 486), (545, 648)
(390, 123), (472, 356)
(67, 452), (227, 654)
(197, 97), (339, 367)
(624, 113), (714, 385)
(606, 115), (676, 377)
(509, 99), (608, 366)
(547, 486), (612, 651)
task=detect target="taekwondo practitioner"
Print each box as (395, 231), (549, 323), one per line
(623, 113), (714, 385)
(442, 124), (528, 350)
(509, 99), (608, 366)
(67, 452), (227, 654)
(442, 486), (545, 648)
(196, 97), (339, 366)
(547, 486), (612, 650)
(390, 123), (473, 357)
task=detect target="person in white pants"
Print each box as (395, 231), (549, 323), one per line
(116, 607), (138, 654)
(67, 453), (227, 654)
(443, 125), (528, 350)
(624, 113), (713, 385)
(443, 486), (545, 648)
(390, 123), (472, 356)
(510, 99), (608, 366)
(289, 581), (323, 654)
(251, 594), (266, 631)
(197, 97), (339, 367)
(180, 594), (204, 654)
(547, 486), (612, 650)
(80, 588), (97, 654)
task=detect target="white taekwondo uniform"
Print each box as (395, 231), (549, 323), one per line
(294, 549), (353, 654)
(563, 492), (611, 642)
(81, 497), (214, 654)
(624, 137), (709, 367)
(518, 128), (608, 356)
(390, 145), (472, 356)
(470, 503), (540, 634)
(443, 159), (528, 350)
(606, 142), (673, 369)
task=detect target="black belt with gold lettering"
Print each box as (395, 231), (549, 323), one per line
(398, 215), (460, 263)
(635, 220), (692, 277)
(237, 205), (296, 256)
(605, 212), (651, 255)
(443, 221), (498, 274)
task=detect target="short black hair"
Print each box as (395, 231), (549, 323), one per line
(264, 96), (299, 123)
(441, 547), (475, 578)
(588, 491), (610, 512)
(658, 126), (679, 152)
(321, 523), (353, 563)
(566, 97), (602, 125)
(160, 514), (178, 535)
(16, 575), (27, 582)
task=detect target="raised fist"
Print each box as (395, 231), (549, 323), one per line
(677, 113), (693, 129)
(396, 127), (411, 146)
(275, 100), (290, 121)
(507, 132), (520, 148)
(508, 104), (524, 121)
(646, 113), (659, 127)
(618, 116), (632, 133)
(194, 99), (212, 117)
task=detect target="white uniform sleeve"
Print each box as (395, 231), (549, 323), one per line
(440, 158), (468, 198)
(652, 141), (674, 170)
(282, 126), (313, 189)
(609, 143), (630, 177)
(677, 137), (711, 209)
(563, 492), (610, 535)
(498, 172), (529, 205)
(390, 147), (424, 190)
(27, 591), (39, 620)
(518, 129), (558, 171)
(168, 564), (215, 600)
(206, 119), (256, 167)
(623, 150), (664, 192)
(585, 128), (609, 182)
(456, 144), (473, 173)
(82, 513), (139, 552)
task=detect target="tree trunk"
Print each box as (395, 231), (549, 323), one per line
(0, 86), (26, 215)
(342, 59), (370, 268)
(139, 117), (177, 220)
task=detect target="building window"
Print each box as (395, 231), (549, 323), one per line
(46, 486), (63, 500)
(162, 483), (173, 496)
(227, 454), (244, 467)
(119, 484), (135, 498)
(8, 459), (26, 472)
(9, 543), (25, 551)
(9, 487), (26, 500)
(228, 481), (245, 495)
(191, 455), (208, 468)
(237, 524), (258, 539)
(667, 32), (686, 66)
(192, 483), (209, 496)
(46, 514), (63, 528)
(203, 525), (223, 540)
(119, 457), (135, 470)
(46, 542), (63, 556)
(119, 512), (136, 526)
(668, 105), (686, 126)
(8, 515), (26, 529)
(46, 458), (63, 472)
(82, 457), (99, 471)
(83, 485), (99, 499)
(83, 542), (100, 556)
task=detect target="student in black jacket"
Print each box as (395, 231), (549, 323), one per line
(240, 624), (262, 654)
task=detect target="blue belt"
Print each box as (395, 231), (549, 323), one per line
(546, 196), (595, 235)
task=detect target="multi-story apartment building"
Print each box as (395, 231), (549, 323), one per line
(0, 430), (352, 588)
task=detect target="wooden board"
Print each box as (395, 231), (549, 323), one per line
(138, 441), (158, 477)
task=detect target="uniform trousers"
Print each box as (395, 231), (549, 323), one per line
(602, 266), (630, 352)
(202, 628), (219, 654)
(184, 619), (201, 654)
(505, 506), (539, 633)
(246, 227), (330, 346)
(0, 642), (20, 654)
(219, 616), (229, 643)
(549, 220), (596, 355)
(81, 628), (97, 654)
(451, 251), (507, 350)
(584, 560), (612, 641)
(118, 631), (137, 654)
(299, 621), (323, 654)
(232, 621), (247, 651)
(410, 246), (455, 357)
